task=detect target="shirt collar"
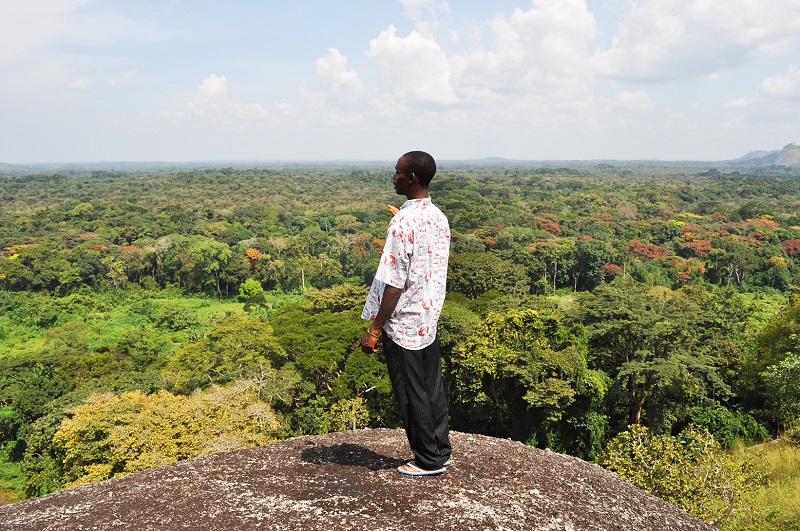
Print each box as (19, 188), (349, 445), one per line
(401, 197), (431, 209)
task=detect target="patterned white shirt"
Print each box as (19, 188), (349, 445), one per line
(362, 198), (450, 349)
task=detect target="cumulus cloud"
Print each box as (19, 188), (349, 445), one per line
(67, 77), (93, 91)
(354, 0), (601, 115)
(184, 74), (269, 123)
(592, 0), (800, 81)
(457, 0), (598, 93)
(163, 1), (800, 158)
(108, 70), (137, 87)
(399, 0), (451, 35)
(759, 65), (800, 97)
(435, 0), (602, 125)
(723, 97), (752, 108)
(612, 90), (655, 111)
(316, 49), (369, 105)
(314, 48), (405, 120)
(366, 24), (458, 105)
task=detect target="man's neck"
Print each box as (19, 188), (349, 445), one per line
(406, 187), (429, 200)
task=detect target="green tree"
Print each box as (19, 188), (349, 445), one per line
(238, 278), (264, 302)
(329, 348), (396, 428)
(182, 237), (232, 295)
(164, 316), (287, 394)
(531, 239), (577, 293)
(447, 252), (528, 299)
(599, 424), (765, 524)
(0, 357), (73, 444)
(570, 238), (617, 291)
(580, 279), (723, 430)
(762, 350), (800, 436)
(303, 283), (369, 314)
(219, 253), (252, 297)
(327, 397), (370, 431)
(270, 305), (364, 394)
(753, 293), (800, 375)
(450, 308), (606, 457)
(437, 298), (481, 400)
(717, 240), (757, 286)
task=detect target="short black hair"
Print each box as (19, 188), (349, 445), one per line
(403, 151), (436, 188)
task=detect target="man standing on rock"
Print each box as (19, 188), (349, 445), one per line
(361, 150), (452, 477)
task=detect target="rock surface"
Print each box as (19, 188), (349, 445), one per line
(0, 429), (716, 530)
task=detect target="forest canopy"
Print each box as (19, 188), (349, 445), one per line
(2, 161), (800, 525)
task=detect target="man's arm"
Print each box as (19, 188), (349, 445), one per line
(361, 284), (403, 353)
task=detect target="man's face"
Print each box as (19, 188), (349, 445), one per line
(392, 156), (412, 196)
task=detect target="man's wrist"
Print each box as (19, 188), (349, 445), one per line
(366, 328), (381, 338)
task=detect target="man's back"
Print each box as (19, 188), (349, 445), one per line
(363, 197), (449, 349)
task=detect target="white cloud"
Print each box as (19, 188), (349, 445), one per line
(723, 97), (752, 108)
(67, 77), (93, 91)
(612, 90), (655, 111)
(197, 75), (226, 100)
(759, 65), (800, 97)
(108, 70), (137, 87)
(399, 0), (451, 35)
(314, 48), (406, 120)
(455, 0), (599, 104)
(663, 107), (696, 131)
(184, 75), (269, 123)
(366, 24), (458, 105)
(167, 0), (800, 154)
(151, 1), (800, 162)
(297, 1), (640, 143)
(316, 49), (369, 105)
(593, 0), (800, 81)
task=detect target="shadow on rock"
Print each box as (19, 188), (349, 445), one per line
(301, 442), (406, 471)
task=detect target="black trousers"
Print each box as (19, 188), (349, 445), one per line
(382, 332), (451, 470)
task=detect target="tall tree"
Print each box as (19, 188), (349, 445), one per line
(447, 252), (528, 299)
(450, 307), (607, 457)
(580, 278), (721, 429)
(183, 237), (232, 295)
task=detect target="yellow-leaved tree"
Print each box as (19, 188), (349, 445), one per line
(53, 382), (281, 489)
(599, 424), (766, 524)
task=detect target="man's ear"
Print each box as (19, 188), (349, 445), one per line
(409, 172), (418, 184)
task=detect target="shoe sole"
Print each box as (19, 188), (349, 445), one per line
(403, 458), (451, 467)
(397, 463), (446, 476)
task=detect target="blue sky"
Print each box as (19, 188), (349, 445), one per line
(2, 0), (800, 163)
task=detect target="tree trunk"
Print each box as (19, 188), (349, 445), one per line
(553, 259), (558, 292)
(631, 394), (646, 424)
(629, 374), (646, 424)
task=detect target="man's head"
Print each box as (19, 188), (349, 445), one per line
(402, 151), (436, 187)
(393, 151), (436, 198)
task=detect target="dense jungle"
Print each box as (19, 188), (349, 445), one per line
(2, 161), (800, 529)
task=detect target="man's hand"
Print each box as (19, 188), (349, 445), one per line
(387, 204), (399, 216)
(363, 286), (401, 354)
(361, 330), (380, 354)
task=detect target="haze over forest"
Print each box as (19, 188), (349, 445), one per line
(2, 142), (799, 174)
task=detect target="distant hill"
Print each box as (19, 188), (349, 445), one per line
(3, 144), (799, 172)
(729, 143), (800, 167)
(0, 162), (20, 173)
